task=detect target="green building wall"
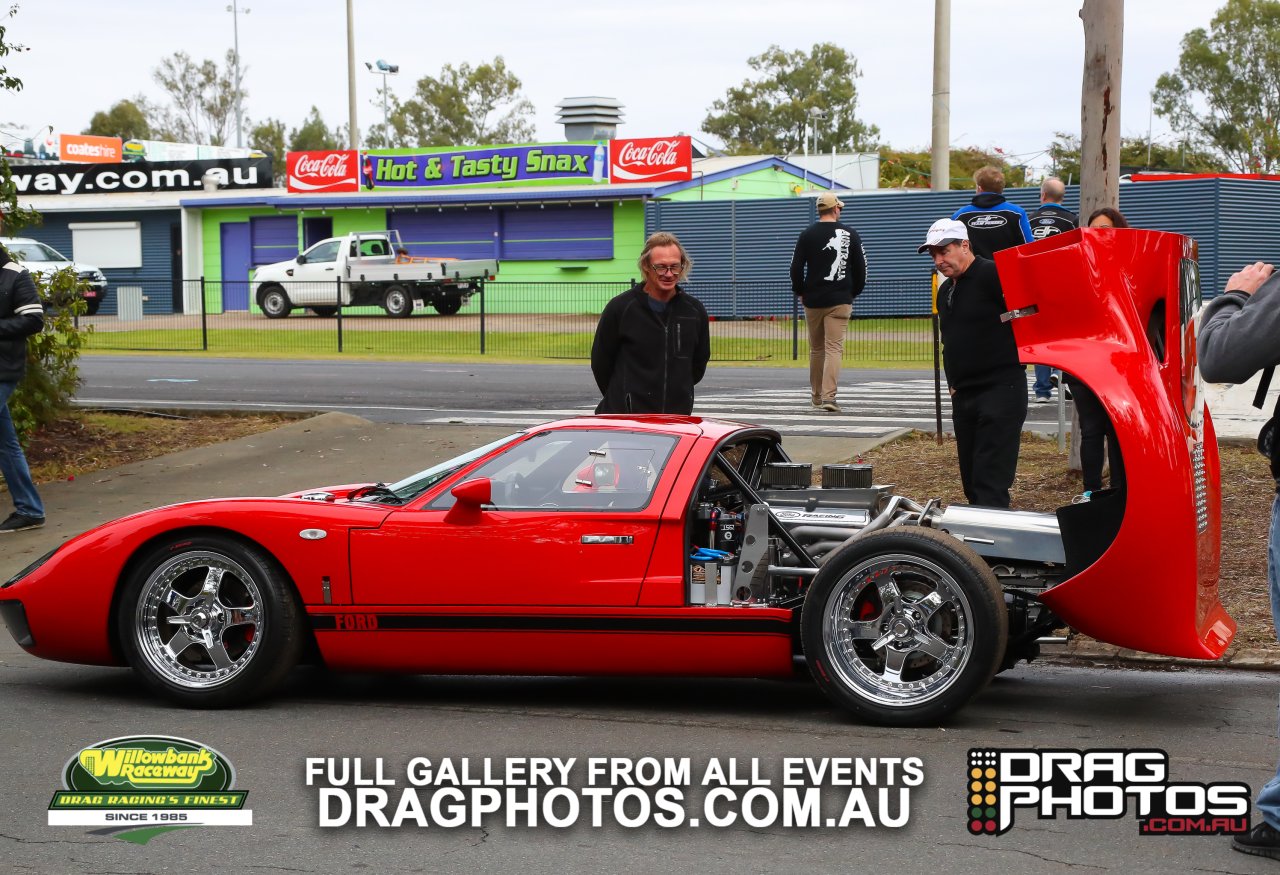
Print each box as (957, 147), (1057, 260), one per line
(664, 167), (815, 202)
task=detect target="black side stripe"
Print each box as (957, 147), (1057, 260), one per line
(311, 613), (791, 635)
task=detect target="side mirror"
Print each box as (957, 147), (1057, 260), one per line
(296, 254), (307, 265)
(444, 477), (492, 524)
(451, 477), (492, 507)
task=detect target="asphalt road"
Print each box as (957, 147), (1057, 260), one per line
(1, 650), (1275, 874)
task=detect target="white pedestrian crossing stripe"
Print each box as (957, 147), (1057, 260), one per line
(418, 375), (1062, 437)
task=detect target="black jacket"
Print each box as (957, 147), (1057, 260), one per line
(952, 192), (1033, 258)
(936, 256), (1022, 391)
(1027, 203), (1079, 240)
(591, 284), (710, 415)
(789, 220), (868, 308)
(0, 252), (42, 383)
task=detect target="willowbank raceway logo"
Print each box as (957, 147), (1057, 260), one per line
(48, 735), (251, 844)
(966, 748), (1250, 837)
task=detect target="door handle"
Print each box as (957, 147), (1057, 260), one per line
(581, 535), (633, 545)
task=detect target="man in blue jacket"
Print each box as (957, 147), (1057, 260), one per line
(952, 165), (1033, 259)
(0, 246), (46, 533)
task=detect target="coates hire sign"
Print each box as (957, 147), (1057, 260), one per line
(58, 134), (123, 163)
(285, 137), (692, 194)
(9, 157), (273, 196)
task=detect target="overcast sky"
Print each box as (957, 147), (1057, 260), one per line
(2, 1), (1219, 175)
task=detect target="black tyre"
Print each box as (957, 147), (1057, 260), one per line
(84, 298), (102, 316)
(116, 534), (305, 707)
(310, 306), (338, 318)
(432, 296), (463, 316)
(383, 284), (413, 318)
(259, 284), (292, 319)
(801, 527), (1006, 726)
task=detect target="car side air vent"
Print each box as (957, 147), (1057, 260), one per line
(760, 462), (812, 489)
(822, 464), (873, 489)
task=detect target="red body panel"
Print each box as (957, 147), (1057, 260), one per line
(996, 229), (1231, 657)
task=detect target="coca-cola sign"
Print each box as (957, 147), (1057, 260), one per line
(608, 136), (692, 183)
(287, 150), (359, 192)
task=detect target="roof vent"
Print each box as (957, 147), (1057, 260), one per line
(555, 96), (625, 142)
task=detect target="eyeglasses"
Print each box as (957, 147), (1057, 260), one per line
(649, 263), (683, 275)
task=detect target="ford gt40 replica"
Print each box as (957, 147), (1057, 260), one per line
(0, 229), (1228, 725)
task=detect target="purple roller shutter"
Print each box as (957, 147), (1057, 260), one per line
(250, 215), (299, 266)
(388, 211), (499, 259)
(501, 204), (612, 260)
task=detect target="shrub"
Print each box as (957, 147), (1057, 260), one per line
(10, 266), (93, 443)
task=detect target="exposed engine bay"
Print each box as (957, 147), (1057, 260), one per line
(686, 432), (1100, 669)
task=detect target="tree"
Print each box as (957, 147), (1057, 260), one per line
(288, 107), (339, 152)
(702, 43), (879, 156)
(387, 56), (535, 146)
(83, 98), (152, 141)
(879, 147), (1027, 189)
(249, 117), (287, 185)
(1047, 131), (1227, 181)
(0, 5), (89, 440)
(151, 50), (243, 145)
(1153, 0), (1280, 173)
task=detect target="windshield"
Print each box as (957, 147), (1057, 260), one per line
(359, 432), (525, 503)
(6, 241), (67, 262)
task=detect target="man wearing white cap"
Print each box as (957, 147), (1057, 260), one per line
(789, 192), (867, 412)
(919, 218), (1026, 508)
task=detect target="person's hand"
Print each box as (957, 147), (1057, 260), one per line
(948, 386), (956, 396)
(1227, 262), (1274, 296)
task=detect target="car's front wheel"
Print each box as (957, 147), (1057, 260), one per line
(116, 534), (305, 707)
(259, 284), (292, 319)
(801, 527), (1006, 726)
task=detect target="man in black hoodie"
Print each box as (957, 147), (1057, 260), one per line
(0, 246), (46, 533)
(591, 232), (710, 415)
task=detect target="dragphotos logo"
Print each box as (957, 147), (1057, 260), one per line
(967, 748), (1250, 837)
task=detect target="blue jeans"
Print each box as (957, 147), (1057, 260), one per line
(0, 381), (44, 519)
(1256, 496), (1280, 829)
(1032, 364), (1053, 399)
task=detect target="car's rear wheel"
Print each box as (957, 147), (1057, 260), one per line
(116, 534), (305, 707)
(383, 284), (413, 318)
(259, 284), (292, 318)
(802, 527), (1006, 726)
(84, 298), (102, 316)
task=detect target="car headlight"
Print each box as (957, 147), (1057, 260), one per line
(2, 546), (59, 588)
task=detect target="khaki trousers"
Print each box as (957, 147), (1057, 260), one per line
(805, 303), (852, 403)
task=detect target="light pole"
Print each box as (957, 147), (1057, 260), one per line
(226, 1), (249, 148)
(808, 107), (826, 188)
(365, 59), (399, 146)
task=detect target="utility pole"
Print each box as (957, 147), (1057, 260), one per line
(227, 1), (249, 148)
(1079, 0), (1122, 225)
(346, 0), (359, 150)
(931, 0), (951, 191)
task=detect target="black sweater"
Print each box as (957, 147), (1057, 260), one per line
(591, 284), (711, 415)
(936, 256), (1022, 391)
(789, 220), (867, 308)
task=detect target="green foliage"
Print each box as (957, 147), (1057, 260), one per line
(1152, 0), (1280, 172)
(1047, 131), (1228, 180)
(878, 147), (1027, 189)
(0, 2), (25, 93)
(9, 267), (92, 442)
(288, 107), (339, 152)
(249, 117), (287, 185)
(150, 50), (244, 146)
(387, 56), (535, 147)
(702, 43), (879, 156)
(83, 98), (153, 141)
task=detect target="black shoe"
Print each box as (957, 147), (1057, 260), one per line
(0, 512), (44, 534)
(1233, 821), (1280, 860)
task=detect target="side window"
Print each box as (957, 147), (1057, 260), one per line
(430, 430), (677, 512)
(306, 241), (341, 263)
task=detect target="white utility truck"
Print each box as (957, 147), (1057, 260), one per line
(252, 231), (497, 318)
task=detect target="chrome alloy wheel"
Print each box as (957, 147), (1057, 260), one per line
(821, 552), (974, 708)
(132, 550), (265, 690)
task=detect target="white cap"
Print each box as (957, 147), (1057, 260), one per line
(918, 218), (969, 254)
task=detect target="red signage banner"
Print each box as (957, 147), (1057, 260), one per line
(286, 150), (359, 192)
(608, 136), (692, 184)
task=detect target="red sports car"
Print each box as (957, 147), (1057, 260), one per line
(0, 229), (1228, 725)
